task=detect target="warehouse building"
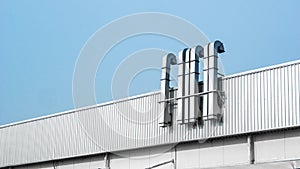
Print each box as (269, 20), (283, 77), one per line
(1, 41), (300, 169)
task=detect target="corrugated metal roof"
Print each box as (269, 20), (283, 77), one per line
(0, 60), (299, 168)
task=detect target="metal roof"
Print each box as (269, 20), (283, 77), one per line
(0, 59), (299, 168)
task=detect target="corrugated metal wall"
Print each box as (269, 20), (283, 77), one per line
(222, 60), (300, 134)
(12, 129), (300, 169)
(0, 60), (299, 168)
(13, 155), (105, 169)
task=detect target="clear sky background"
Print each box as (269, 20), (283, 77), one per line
(0, 0), (299, 125)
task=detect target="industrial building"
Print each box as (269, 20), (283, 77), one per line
(1, 41), (300, 169)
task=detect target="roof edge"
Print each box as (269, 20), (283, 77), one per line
(223, 59), (300, 79)
(0, 91), (161, 129)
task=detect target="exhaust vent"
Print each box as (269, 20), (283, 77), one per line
(159, 53), (177, 127)
(189, 46), (203, 123)
(203, 40), (225, 120)
(159, 40), (225, 127)
(184, 48), (191, 123)
(177, 48), (188, 124)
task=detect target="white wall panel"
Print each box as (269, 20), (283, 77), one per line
(149, 146), (174, 169)
(285, 129), (300, 159)
(177, 143), (200, 169)
(223, 137), (248, 166)
(199, 140), (224, 168)
(255, 132), (285, 162)
(110, 145), (174, 169)
(89, 156), (105, 169)
(110, 154), (130, 169)
(255, 129), (300, 163)
(73, 158), (91, 169)
(128, 148), (151, 169)
(177, 137), (249, 169)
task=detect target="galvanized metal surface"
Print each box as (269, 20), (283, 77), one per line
(11, 130), (300, 169)
(203, 41), (225, 120)
(0, 60), (299, 168)
(159, 53), (177, 127)
(190, 46), (202, 123)
(176, 49), (186, 124)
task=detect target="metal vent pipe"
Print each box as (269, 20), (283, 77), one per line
(184, 48), (191, 123)
(159, 53), (177, 127)
(203, 40), (225, 120)
(189, 45), (203, 123)
(177, 48), (188, 124)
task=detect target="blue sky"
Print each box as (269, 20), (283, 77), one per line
(0, 0), (299, 125)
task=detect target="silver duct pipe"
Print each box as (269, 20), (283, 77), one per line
(189, 45), (203, 123)
(184, 48), (191, 123)
(161, 41), (224, 126)
(159, 53), (177, 127)
(177, 48), (188, 124)
(203, 40), (225, 120)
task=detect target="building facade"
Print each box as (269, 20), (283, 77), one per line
(1, 42), (300, 169)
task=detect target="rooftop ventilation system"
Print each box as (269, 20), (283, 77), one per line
(159, 40), (225, 127)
